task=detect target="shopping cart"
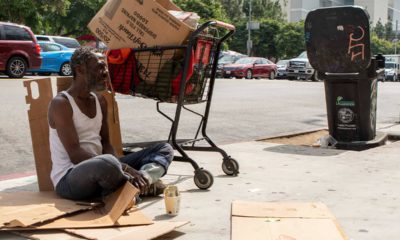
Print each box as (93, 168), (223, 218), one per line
(113, 21), (239, 189)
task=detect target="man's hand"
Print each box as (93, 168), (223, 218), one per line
(123, 164), (149, 194)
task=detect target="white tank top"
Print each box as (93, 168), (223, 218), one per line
(49, 91), (103, 186)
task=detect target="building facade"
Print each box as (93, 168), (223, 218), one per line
(280, 0), (400, 28)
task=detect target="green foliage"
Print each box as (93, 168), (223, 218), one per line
(220, 0), (245, 22)
(384, 21), (394, 41)
(172, 0), (228, 23)
(275, 21), (305, 59)
(46, 0), (106, 36)
(373, 20), (385, 39)
(243, 0), (285, 21)
(4, 0), (372, 61)
(0, 0), (70, 33)
(370, 33), (395, 55)
(0, 0), (105, 37)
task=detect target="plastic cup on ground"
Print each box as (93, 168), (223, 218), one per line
(164, 185), (180, 216)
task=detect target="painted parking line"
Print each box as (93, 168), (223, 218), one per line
(0, 171), (36, 181)
(0, 173), (37, 192)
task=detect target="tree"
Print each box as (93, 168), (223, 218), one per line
(0, 0), (70, 34)
(242, 0), (285, 21)
(373, 19), (385, 39)
(173, 0), (228, 23)
(220, 0), (245, 22)
(371, 32), (393, 55)
(384, 20), (394, 41)
(251, 19), (281, 58)
(0, 0), (106, 37)
(45, 0), (107, 36)
(275, 21), (305, 59)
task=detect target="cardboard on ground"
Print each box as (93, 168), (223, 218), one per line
(231, 201), (348, 240)
(33, 182), (153, 229)
(16, 221), (188, 240)
(88, 0), (194, 49)
(0, 191), (91, 228)
(65, 221), (189, 240)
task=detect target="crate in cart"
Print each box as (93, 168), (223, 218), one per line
(106, 21), (239, 190)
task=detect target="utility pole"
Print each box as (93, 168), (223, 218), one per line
(395, 20), (398, 54)
(247, 0), (252, 56)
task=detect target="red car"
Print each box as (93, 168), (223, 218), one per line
(222, 57), (277, 79)
(0, 21), (42, 78)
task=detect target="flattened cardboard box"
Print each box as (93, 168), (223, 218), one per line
(16, 221), (188, 240)
(0, 191), (91, 228)
(231, 201), (349, 240)
(1, 182), (151, 230)
(88, 0), (194, 49)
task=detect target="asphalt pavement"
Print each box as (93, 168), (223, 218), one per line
(0, 76), (399, 177)
(0, 75), (399, 239)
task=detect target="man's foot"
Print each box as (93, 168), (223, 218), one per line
(141, 180), (166, 197)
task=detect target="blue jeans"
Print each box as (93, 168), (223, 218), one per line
(55, 143), (173, 200)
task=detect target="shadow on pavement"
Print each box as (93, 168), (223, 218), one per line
(263, 144), (346, 156)
(153, 231), (185, 240)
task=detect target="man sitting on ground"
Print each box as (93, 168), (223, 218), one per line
(48, 46), (174, 200)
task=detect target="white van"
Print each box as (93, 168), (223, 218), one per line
(35, 35), (80, 49)
(383, 54), (400, 81)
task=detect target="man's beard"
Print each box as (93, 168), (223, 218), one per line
(87, 74), (107, 91)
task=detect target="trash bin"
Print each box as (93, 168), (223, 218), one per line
(305, 6), (387, 150)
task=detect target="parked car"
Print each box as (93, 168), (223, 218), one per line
(35, 35), (80, 49)
(384, 61), (399, 81)
(0, 21), (42, 78)
(286, 51), (317, 81)
(29, 41), (74, 76)
(276, 59), (289, 79)
(222, 57), (277, 79)
(216, 52), (246, 77)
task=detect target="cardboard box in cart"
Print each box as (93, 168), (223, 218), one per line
(88, 0), (195, 49)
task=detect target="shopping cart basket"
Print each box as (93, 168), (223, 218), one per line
(112, 21), (239, 189)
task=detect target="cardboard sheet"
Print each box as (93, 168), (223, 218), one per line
(232, 217), (345, 240)
(14, 221), (188, 240)
(88, 0), (193, 49)
(0, 191), (91, 228)
(12, 230), (86, 240)
(232, 201), (335, 219)
(35, 206), (152, 230)
(24, 78), (54, 191)
(33, 182), (150, 229)
(66, 221), (189, 240)
(231, 201), (348, 240)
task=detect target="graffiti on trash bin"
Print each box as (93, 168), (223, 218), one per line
(347, 26), (365, 62)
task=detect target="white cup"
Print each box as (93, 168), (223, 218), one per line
(164, 185), (180, 215)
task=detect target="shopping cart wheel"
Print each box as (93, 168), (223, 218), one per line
(222, 157), (240, 176)
(194, 169), (214, 190)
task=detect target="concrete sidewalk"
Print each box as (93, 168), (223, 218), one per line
(1, 129), (399, 240)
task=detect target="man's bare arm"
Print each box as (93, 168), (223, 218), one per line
(48, 94), (96, 164)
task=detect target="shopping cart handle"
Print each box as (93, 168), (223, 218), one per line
(213, 20), (235, 31)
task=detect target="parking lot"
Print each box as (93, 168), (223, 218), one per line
(0, 75), (398, 177)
